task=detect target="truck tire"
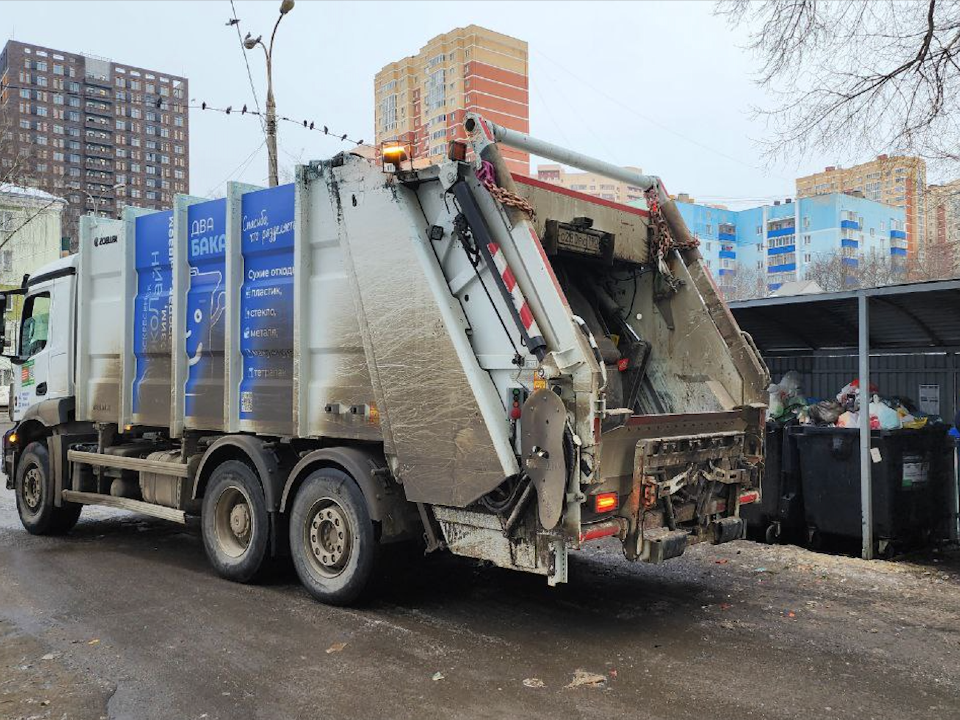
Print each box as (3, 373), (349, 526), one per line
(201, 460), (270, 583)
(15, 441), (82, 535)
(289, 468), (379, 606)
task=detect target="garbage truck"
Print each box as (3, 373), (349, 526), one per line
(1, 115), (767, 605)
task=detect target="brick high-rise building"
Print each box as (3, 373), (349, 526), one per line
(795, 155), (926, 255)
(374, 25), (529, 175)
(0, 40), (189, 247)
(926, 179), (960, 250)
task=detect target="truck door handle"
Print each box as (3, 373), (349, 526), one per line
(36, 382), (46, 396)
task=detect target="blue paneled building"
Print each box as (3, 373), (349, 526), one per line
(632, 193), (907, 294)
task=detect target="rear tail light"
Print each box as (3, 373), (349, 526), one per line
(594, 492), (618, 513)
(738, 490), (760, 505)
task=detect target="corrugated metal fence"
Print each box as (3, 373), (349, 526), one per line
(766, 352), (959, 422)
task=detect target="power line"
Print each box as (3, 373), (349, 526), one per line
(227, 0), (265, 134)
(191, 101), (371, 149)
(203, 138), (266, 198)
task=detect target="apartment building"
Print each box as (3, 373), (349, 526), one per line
(374, 25), (529, 175)
(926, 179), (960, 249)
(535, 164), (646, 205)
(796, 155), (926, 255)
(634, 193), (906, 296)
(0, 40), (189, 247)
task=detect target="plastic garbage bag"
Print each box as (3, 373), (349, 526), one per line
(870, 395), (901, 430)
(767, 371), (806, 421)
(767, 383), (784, 419)
(807, 400), (843, 426)
(837, 411), (858, 428)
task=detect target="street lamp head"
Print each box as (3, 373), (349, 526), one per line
(280, 0), (295, 15)
(243, 32), (261, 50)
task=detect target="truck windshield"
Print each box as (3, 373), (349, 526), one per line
(19, 292), (50, 359)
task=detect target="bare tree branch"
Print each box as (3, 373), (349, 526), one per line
(719, 0), (960, 166)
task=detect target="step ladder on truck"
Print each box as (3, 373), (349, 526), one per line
(1, 114), (768, 605)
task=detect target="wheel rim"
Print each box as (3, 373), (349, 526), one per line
(22, 466), (42, 512)
(304, 498), (352, 578)
(214, 484), (254, 558)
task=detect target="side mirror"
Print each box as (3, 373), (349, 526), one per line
(0, 288), (24, 360)
(0, 292), (8, 353)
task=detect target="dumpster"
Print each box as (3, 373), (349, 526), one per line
(795, 425), (952, 555)
(742, 422), (806, 543)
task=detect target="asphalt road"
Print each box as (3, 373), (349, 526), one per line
(2, 448), (960, 719)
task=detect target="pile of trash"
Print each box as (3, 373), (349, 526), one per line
(767, 371), (940, 430)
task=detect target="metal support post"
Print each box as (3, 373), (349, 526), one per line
(858, 294), (873, 559)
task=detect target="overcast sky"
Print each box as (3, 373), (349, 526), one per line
(6, 1), (859, 209)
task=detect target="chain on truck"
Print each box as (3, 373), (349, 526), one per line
(0, 116), (768, 605)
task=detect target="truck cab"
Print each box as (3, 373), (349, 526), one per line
(4, 255), (78, 422)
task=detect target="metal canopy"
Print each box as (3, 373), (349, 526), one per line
(728, 279), (960, 353)
(729, 279), (960, 560)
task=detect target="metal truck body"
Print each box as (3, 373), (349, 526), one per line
(2, 119), (767, 604)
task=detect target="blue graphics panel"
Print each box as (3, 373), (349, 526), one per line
(133, 210), (174, 423)
(185, 198), (227, 428)
(239, 184), (295, 431)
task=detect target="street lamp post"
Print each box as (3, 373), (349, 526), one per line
(83, 183), (126, 218)
(243, 0), (295, 187)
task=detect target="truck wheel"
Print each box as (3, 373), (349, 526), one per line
(289, 468), (379, 606)
(201, 460), (269, 583)
(15, 441), (82, 535)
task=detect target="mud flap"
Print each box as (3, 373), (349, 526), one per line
(520, 389), (567, 531)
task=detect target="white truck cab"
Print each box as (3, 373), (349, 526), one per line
(3, 255), (77, 422)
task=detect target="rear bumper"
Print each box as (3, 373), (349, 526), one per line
(589, 409), (763, 562)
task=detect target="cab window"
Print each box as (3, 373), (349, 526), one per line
(19, 292), (51, 359)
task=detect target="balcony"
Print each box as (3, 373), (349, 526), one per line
(767, 226), (795, 238)
(85, 145), (112, 158)
(718, 231), (736, 241)
(767, 244), (795, 256)
(890, 229), (906, 239)
(767, 262), (796, 273)
(84, 160), (114, 172)
(842, 257), (859, 266)
(86, 87), (112, 101)
(85, 103), (111, 118)
(84, 74), (111, 89)
(719, 250), (736, 259)
(890, 247), (907, 256)
(840, 219), (861, 230)
(841, 238), (859, 248)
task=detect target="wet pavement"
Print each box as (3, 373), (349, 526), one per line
(2, 473), (960, 719)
